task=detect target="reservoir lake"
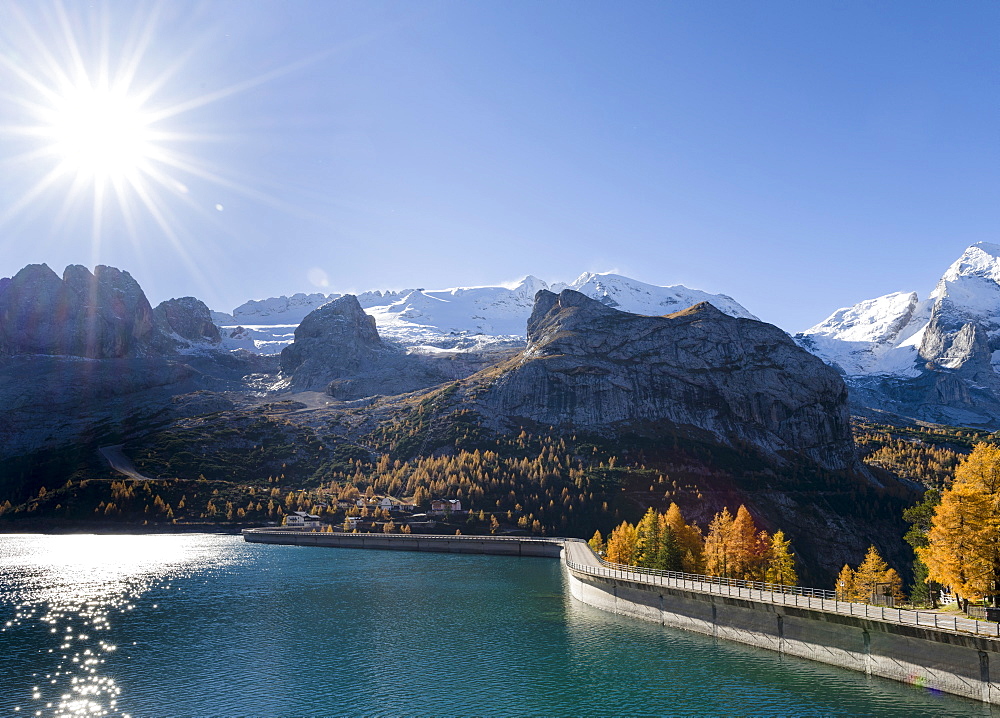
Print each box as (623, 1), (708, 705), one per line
(0, 533), (993, 717)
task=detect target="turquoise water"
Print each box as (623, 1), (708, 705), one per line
(0, 534), (993, 717)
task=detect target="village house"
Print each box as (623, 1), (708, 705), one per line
(284, 511), (321, 528)
(429, 498), (463, 515)
(379, 496), (418, 513)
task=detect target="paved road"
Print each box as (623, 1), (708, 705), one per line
(99, 445), (154, 482)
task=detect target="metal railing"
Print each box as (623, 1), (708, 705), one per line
(596, 557), (836, 599)
(564, 552), (1000, 638)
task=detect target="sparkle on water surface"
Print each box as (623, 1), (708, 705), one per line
(0, 533), (994, 717)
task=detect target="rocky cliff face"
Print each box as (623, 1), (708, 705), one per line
(278, 295), (481, 399)
(154, 297), (222, 347)
(464, 289), (857, 472)
(279, 295), (384, 388)
(0, 263), (272, 462)
(0, 264), (159, 359)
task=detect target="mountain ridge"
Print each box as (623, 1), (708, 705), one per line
(214, 271), (757, 355)
(797, 242), (1000, 427)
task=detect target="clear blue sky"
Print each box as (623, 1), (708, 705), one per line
(0, 0), (996, 331)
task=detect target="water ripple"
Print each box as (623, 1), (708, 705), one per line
(0, 535), (992, 717)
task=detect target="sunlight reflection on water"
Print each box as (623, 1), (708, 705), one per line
(0, 534), (238, 717)
(0, 534), (991, 717)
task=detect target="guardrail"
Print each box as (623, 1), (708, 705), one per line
(596, 557), (836, 600)
(564, 555), (1000, 638)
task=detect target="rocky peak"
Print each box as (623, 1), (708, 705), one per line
(475, 290), (858, 472)
(279, 295), (383, 385)
(154, 297), (222, 346)
(526, 289), (620, 344)
(0, 263), (159, 358)
(796, 243), (1000, 426)
(934, 242), (1000, 292)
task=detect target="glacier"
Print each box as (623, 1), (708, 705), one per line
(214, 272), (757, 355)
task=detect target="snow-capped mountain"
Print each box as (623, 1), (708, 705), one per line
(796, 242), (1000, 426)
(215, 272), (756, 355)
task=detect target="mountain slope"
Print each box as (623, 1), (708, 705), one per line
(797, 242), (1000, 426)
(417, 289), (857, 472)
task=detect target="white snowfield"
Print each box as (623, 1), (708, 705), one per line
(797, 242), (1000, 377)
(214, 271), (757, 355)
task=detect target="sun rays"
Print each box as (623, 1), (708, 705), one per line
(0, 0), (311, 279)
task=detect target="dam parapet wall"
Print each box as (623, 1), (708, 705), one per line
(562, 540), (999, 706)
(242, 528), (564, 558)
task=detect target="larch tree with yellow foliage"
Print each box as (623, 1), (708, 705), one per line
(605, 522), (639, 565)
(836, 564), (855, 600)
(837, 545), (905, 604)
(854, 545), (891, 602)
(920, 443), (1000, 606)
(588, 530), (605, 555)
(704, 507), (735, 578)
(705, 505), (770, 580)
(765, 530), (798, 586)
(665, 503), (704, 573)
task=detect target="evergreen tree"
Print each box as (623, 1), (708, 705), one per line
(902, 489), (940, 605)
(636, 508), (662, 568)
(654, 522), (683, 571)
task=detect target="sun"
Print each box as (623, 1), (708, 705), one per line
(0, 1), (253, 244)
(0, 1), (314, 251)
(44, 81), (155, 186)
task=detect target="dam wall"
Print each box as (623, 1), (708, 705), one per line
(563, 542), (999, 706)
(242, 528), (564, 558)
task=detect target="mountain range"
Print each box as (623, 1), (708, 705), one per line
(796, 242), (1000, 427)
(212, 271), (756, 354)
(210, 244), (1000, 429)
(0, 259), (920, 579)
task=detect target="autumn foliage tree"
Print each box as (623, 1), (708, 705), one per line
(704, 505), (773, 581)
(588, 530), (605, 555)
(765, 530), (798, 586)
(920, 443), (1000, 605)
(836, 545), (904, 603)
(665, 503), (704, 573)
(597, 503), (798, 586)
(605, 522), (639, 565)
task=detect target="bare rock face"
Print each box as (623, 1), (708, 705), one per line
(472, 289), (857, 472)
(280, 295), (384, 389)
(0, 264), (158, 358)
(154, 297), (222, 346)
(278, 294), (501, 399)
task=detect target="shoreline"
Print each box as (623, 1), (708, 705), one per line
(0, 520), (246, 535)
